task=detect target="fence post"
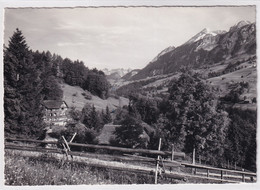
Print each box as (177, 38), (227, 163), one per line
(171, 144), (174, 161)
(69, 132), (77, 143)
(207, 169), (209, 178)
(62, 136), (71, 151)
(155, 138), (162, 184)
(192, 147), (195, 174)
(192, 147), (195, 165)
(221, 170), (223, 181)
(242, 169), (245, 182)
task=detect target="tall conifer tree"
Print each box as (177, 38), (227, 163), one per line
(4, 29), (44, 137)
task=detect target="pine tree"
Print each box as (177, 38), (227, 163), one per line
(103, 106), (112, 124)
(4, 28), (45, 137)
(81, 104), (102, 132)
(81, 104), (93, 128)
(90, 105), (102, 132)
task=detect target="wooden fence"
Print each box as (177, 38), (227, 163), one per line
(5, 138), (257, 183)
(5, 137), (185, 158)
(181, 163), (256, 182)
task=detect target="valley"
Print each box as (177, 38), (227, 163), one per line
(3, 15), (257, 186)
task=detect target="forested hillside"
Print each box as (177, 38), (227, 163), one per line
(4, 28), (110, 138)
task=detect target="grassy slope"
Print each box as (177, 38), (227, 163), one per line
(61, 83), (129, 111)
(138, 58), (257, 110)
(207, 63), (257, 110)
(98, 124), (118, 145)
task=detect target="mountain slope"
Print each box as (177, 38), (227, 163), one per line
(131, 21), (256, 80)
(121, 69), (141, 80)
(61, 83), (129, 111)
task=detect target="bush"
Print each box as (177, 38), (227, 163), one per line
(112, 115), (148, 149)
(82, 92), (92, 100)
(84, 95), (92, 100)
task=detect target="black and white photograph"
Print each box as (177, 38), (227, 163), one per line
(0, 0), (258, 188)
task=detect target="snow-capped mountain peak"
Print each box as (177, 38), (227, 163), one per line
(185, 28), (210, 44)
(185, 28), (226, 45)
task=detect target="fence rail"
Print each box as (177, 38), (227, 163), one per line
(5, 143), (186, 181)
(5, 138), (256, 183)
(5, 137), (185, 158)
(181, 163), (256, 182)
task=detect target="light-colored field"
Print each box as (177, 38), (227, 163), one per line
(208, 65), (256, 96)
(98, 124), (119, 145)
(142, 73), (180, 89)
(61, 83), (129, 111)
(207, 64), (257, 110)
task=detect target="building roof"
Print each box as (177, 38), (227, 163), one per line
(42, 100), (68, 109)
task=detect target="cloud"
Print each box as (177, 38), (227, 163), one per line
(4, 7), (256, 70)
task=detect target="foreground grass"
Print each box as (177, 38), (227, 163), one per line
(5, 150), (114, 185)
(5, 150), (174, 185)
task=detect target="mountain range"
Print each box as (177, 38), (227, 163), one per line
(130, 21), (256, 80)
(103, 68), (132, 78)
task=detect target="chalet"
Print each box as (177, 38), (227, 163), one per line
(41, 100), (69, 127)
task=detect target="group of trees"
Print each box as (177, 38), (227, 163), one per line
(62, 59), (110, 99)
(224, 108), (256, 171)
(4, 29), (62, 137)
(155, 75), (229, 163)
(59, 104), (112, 148)
(4, 29), (110, 138)
(113, 73), (256, 171)
(223, 82), (249, 103)
(80, 104), (112, 132)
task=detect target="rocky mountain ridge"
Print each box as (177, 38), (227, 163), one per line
(130, 21), (256, 81)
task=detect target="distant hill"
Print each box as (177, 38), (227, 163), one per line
(103, 68), (132, 77)
(103, 68), (134, 86)
(131, 21), (256, 80)
(106, 72), (122, 80)
(121, 69), (141, 80)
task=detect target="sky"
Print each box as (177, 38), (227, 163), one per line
(4, 6), (256, 70)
